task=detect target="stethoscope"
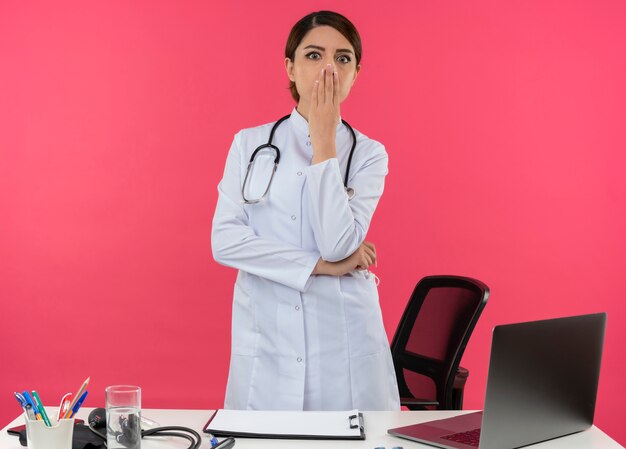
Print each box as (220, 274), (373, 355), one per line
(242, 114), (357, 204)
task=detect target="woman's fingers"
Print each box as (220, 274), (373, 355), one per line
(310, 64), (340, 115)
(327, 241), (380, 275)
(311, 68), (323, 107)
(362, 241), (376, 253)
(363, 247), (376, 267)
(333, 69), (339, 106)
(324, 64), (333, 104)
(362, 242), (377, 265)
(311, 80), (319, 107)
(360, 242), (377, 267)
(308, 65), (340, 163)
(351, 245), (372, 270)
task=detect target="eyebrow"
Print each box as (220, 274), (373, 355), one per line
(303, 45), (354, 54)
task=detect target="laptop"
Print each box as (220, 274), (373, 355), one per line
(388, 312), (606, 449)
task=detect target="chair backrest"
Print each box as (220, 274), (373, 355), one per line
(391, 275), (489, 409)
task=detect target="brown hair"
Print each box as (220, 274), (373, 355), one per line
(285, 11), (362, 102)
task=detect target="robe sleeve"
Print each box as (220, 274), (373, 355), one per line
(304, 142), (388, 262)
(211, 132), (320, 292)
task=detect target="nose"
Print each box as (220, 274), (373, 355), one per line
(323, 57), (336, 71)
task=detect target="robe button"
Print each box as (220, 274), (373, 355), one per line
(291, 215), (296, 220)
(306, 141), (311, 146)
(297, 357), (303, 363)
(295, 305), (300, 311)
(297, 171), (303, 176)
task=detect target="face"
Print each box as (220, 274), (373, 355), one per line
(285, 25), (360, 107)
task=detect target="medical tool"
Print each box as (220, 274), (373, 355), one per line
(87, 407), (223, 449)
(242, 114), (357, 204)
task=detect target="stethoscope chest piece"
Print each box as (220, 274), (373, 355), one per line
(242, 143), (280, 204)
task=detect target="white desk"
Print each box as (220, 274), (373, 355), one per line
(1, 408), (622, 448)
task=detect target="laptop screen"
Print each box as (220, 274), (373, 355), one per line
(479, 313), (606, 449)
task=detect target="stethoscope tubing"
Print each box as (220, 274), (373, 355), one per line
(242, 114), (357, 204)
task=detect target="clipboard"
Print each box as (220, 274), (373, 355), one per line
(203, 409), (365, 440)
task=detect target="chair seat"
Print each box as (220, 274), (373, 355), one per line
(401, 366), (470, 409)
(400, 397), (439, 406)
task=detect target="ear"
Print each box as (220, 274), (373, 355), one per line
(285, 57), (295, 82)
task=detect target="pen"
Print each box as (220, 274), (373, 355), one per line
(206, 432), (219, 447)
(24, 404), (36, 420)
(22, 391), (43, 421)
(13, 392), (27, 408)
(31, 391), (52, 426)
(66, 390), (88, 419)
(213, 437), (236, 449)
(58, 393), (72, 421)
(13, 392), (35, 419)
(63, 376), (90, 419)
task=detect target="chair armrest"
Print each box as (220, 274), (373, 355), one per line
(454, 366), (469, 389)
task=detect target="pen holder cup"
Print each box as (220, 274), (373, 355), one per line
(25, 417), (75, 449)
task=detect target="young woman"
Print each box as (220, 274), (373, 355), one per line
(212, 10), (400, 411)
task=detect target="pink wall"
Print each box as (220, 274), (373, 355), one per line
(1, 0), (625, 444)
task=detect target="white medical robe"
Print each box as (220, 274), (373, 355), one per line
(211, 108), (400, 411)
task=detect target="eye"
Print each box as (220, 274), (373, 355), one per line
(336, 54), (352, 64)
(305, 51), (321, 60)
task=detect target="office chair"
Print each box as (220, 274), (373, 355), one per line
(391, 275), (489, 410)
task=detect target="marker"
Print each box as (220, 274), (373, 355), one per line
(63, 377), (90, 418)
(31, 391), (52, 426)
(22, 391), (43, 421)
(66, 390), (88, 419)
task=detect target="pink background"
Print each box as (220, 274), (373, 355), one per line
(1, 0), (625, 444)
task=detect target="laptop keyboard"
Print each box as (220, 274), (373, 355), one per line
(441, 428), (481, 447)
